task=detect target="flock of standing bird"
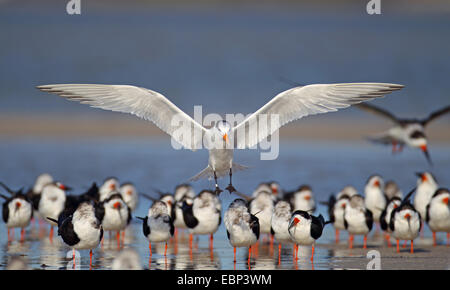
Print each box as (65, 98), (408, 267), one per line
(1, 81), (449, 269)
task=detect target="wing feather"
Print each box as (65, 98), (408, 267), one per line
(37, 84), (207, 150)
(233, 83), (403, 149)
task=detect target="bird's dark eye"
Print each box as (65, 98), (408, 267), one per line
(410, 131), (425, 139)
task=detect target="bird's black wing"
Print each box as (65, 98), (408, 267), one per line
(379, 207), (388, 231)
(310, 215), (325, 240)
(182, 203), (198, 229)
(355, 103), (400, 124)
(421, 105), (450, 126)
(365, 209), (374, 231)
(389, 208), (398, 232)
(59, 216), (80, 246)
(142, 216), (150, 237)
(250, 214), (260, 240)
(94, 202), (105, 223)
(2, 201), (9, 223)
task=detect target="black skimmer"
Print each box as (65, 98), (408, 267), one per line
(249, 190), (274, 244)
(379, 196), (402, 246)
(181, 190), (221, 251)
(364, 175), (386, 230)
(270, 200), (293, 264)
(389, 188), (421, 253)
(224, 198), (260, 266)
(344, 195), (373, 249)
(99, 177), (120, 202)
(414, 172), (438, 223)
(1, 185), (33, 242)
(119, 182), (139, 213)
(47, 201), (104, 269)
(322, 189), (352, 244)
(138, 200), (174, 257)
(172, 184), (196, 233)
(426, 188), (450, 246)
(355, 103), (450, 165)
(286, 185), (316, 213)
(288, 210), (328, 262)
(38, 82), (403, 194)
(38, 182), (68, 241)
(384, 180), (403, 200)
(99, 193), (131, 248)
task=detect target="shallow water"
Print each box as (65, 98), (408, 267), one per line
(0, 138), (449, 270)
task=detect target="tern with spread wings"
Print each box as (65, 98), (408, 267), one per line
(37, 83), (403, 194)
(356, 103), (450, 165)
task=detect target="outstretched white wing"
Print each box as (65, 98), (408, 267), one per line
(37, 84), (207, 151)
(232, 83), (404, 149)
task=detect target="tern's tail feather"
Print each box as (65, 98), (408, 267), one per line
(189, 163), (249, 182)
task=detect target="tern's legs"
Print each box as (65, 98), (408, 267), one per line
(213, 171), (223, 195)
(225, 168), (237, 194)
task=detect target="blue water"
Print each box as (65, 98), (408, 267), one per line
(1, 1), (450, 120)
(0, 139), (449, 269)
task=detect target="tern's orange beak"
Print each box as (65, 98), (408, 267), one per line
(421, 174), (428, 183)
(59, 184), (66, 190)
(443, 197), (449, 205)
(404, 213), (411, 219)
(113, 202), (121, 209)
(374, 180), (380, 187)
(304, 195), (311, 201)
(15, 202), (21, 208)
(393, 204), (398, 209)
(293, 217), (300, 225)
(223, 133), (229, 144)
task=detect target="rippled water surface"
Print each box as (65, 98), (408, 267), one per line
(0, 139), (449, 270)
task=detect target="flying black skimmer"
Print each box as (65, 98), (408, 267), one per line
(38, 82), (403, 194)
(355, 103), (450, 165)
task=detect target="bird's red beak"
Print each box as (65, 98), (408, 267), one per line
(15, 202), (21, 208)
(304, 195), (311, 201)
(293, 217), (300, 225)
(420, 145), (427, 152)
(113, 202), (121, 209)
(110, 183), (116, 190)
(421, 174), (428, 183)
(443, 197), (449, 205)
(126, 190), (133, 196)
(271, 187), (278, 195)
(404, 213), (411, 219)
(59, 184), (66, 190)
(341, 203), (346, 209)
(393, 204), (398, 209)
(374, 180), (380, 187)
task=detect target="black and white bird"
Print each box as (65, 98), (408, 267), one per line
(380, 196), (402, 246)
(270, 200), (293, 264)
(138, 201), (174, 257)
(287, 185), (316, 213)
(1, 186), (33, 242)
(47, 201), (104, 269)
(384, 180), (403, 200)
(38, 82), (403, 194)
(322, 188), (353, 244)
(99, 193), (131, 248)
(249, 190), (274, 243)
(25, 173), (53, 219)
(426, 188), (450, 246)
(364, 175), (386, 229)
(288, 210), (327, 262)
(181, 190), (221, 250)
(38, 182), (68, 241)
(389, 189), (421, 253)
(172, 184), (196, 233)
(414, 172), (439, 223)
(119, 182), (139, 213)
(99, 177), (120, 202)
(224, 199), (260, 264)
(356, 103), (450, 165)
(344, 195), (373, 249)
